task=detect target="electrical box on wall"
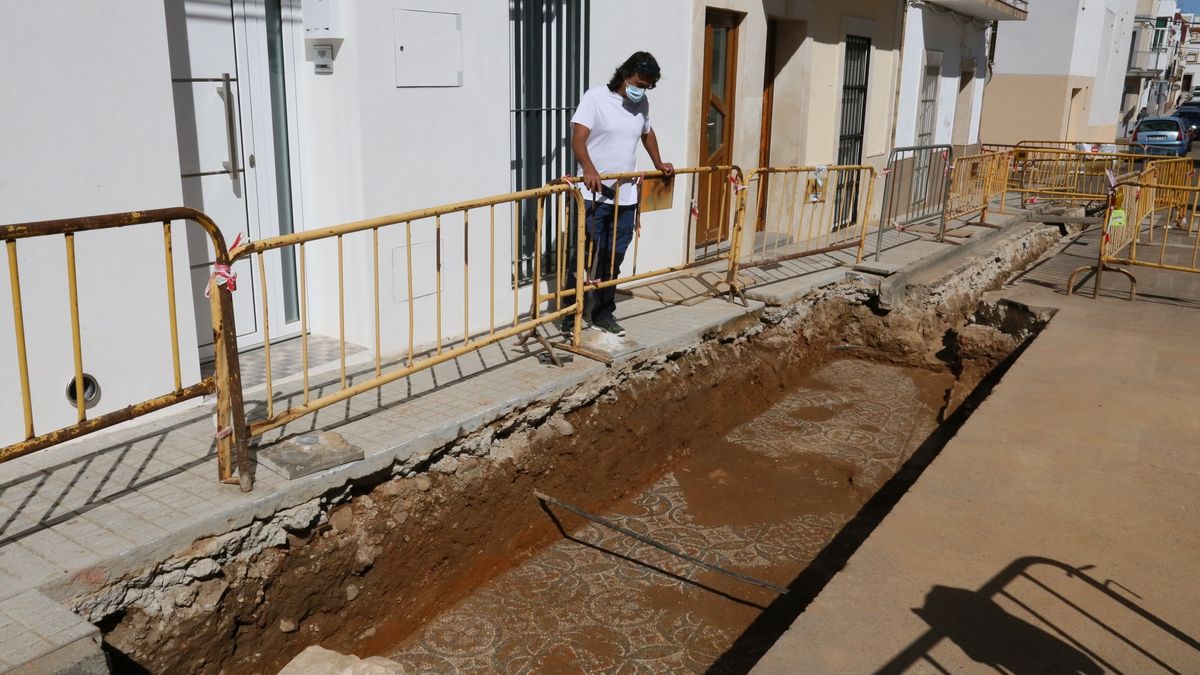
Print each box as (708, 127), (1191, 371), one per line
(304, 0), (344, 72)
(393, 9), (463, 88)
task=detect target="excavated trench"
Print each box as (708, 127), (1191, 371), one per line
(91, 223), (1066, 674)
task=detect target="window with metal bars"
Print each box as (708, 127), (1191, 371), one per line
(835, 35), (871, 229)
(912, 52), (941, 206)
(510, 0), (590, 284)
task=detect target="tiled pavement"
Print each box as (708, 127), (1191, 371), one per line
(203, 333), (365, 389)
(0, 205), (1023, 672)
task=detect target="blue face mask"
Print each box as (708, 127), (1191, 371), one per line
(625, 83), (646, 103)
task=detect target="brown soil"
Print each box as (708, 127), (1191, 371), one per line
(383, 359), (954, 673)
(103, 312), (841, 674)
(99, 284), (1051, 674)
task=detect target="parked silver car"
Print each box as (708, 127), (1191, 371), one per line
(1131, 116), (1193, 157)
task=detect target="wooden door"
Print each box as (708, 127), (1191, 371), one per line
(697, 10), (740, 247)
(756, 20), (778, 232)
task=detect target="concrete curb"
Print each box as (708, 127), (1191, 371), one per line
(877, 206), (1055, 310)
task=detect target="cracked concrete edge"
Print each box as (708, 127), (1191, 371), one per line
(38, 362), (605, 605)
(877, 206), (1054, 311)
(38, 299), (767, 609)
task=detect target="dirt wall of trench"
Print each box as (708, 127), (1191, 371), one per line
(83, 223), (1066, 675)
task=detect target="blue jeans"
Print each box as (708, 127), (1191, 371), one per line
(564, 201), (636, 323)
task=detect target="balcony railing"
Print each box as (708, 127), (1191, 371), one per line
(925, 0), (1028, 21)
(1129, 49), (1168, 73)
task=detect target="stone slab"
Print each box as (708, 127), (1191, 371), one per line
(257, 431), (365, 481)
(851, 260), (904, 276)
(278, 646), (403, 675)
(577, 328), (646, 360)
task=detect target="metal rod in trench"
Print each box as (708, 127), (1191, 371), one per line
(533, 490), (790, 595)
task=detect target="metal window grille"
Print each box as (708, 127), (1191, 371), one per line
(835, 35), (871, 229)
(913, 59), (940, 205)
(510, 0), (590, 284)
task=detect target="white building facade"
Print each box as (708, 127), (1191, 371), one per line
(893, 0), (1029, 154)
(2, 0), (915, 448)
(983, 0), (1137, 143)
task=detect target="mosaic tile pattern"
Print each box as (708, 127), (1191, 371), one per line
(725, 359), (941, 489)
(387, 360), (946, 673)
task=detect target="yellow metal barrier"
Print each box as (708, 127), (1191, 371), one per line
(946, 152), (1012, 225)
(1010, 147), (1152, 204)
(1068, 163), (1200, 300)
(1145, 157), (1196, 213)
(229, 184), (587, 440)
(1014, 140), (1138, 154)
(0, 208), (250, 489)
(546, 166), (748, 305)
(738, 165), (878, 268)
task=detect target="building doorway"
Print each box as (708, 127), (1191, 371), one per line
(912, 50), (941, 207)
(166, 0), (305, 357)
(756, 20), (779, 233)
(696, 9), (741, 247)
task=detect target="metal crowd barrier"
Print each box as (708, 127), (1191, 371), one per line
(1010, 147), (1150, 205)
(1068, 163), (1200, 300)
(1014, 140), (1138, 154)
(27, 147), (1171, 488)
(875, 145), (954, 258)
(945, 151), (1012, 226)
(0, 208), (251, 489)
(1146, 157), (1195, 213)
(544, 166), (748, 309)
(229, 184), (587, 441)
(739, 165), (878, 268)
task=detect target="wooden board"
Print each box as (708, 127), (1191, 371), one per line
(639, 176), (676, 212)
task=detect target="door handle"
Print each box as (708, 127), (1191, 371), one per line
(221, 73), (241, 180)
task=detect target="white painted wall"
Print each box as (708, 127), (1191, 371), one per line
(993, 0), (1082, 76)
(1, 0), (911, 451)
(894, 5), (989, 148)
(0, 1), (197, 447)
(588, 1), (698, 283)
(1087, 2), (1136, 127)
(298, 0), (523, 354)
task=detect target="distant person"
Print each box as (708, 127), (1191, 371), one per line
(563, 51), (674, 338)
(1137, 106), (1148, 122)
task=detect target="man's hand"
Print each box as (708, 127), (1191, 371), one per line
(655, 162), (675, 179)
(583, 167), (602, 194)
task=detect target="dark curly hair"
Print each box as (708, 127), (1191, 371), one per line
(606, 51), (661, 93)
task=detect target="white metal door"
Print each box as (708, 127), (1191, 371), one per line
(167, 0), (304, 356)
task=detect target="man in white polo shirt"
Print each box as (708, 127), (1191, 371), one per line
(565, 51), (673, 337)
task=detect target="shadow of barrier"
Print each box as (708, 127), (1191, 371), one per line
(1069, 172), (1200, 301)
(945, 150), (1013, 228)
(0, 208), (251, 489)
(878, 556), (1200, 673)
(738, 165), (878, 270)
(227, 184), (589, 449)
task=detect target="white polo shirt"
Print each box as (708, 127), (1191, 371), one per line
(571, 85), (651, 206)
